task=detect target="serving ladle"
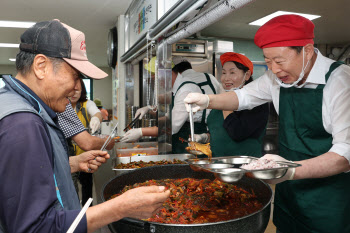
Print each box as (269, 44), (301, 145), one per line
(187, 104), (204, 156)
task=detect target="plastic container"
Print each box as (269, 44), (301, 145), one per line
(115, 142), (158, 157)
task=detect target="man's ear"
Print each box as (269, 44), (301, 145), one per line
(304, 44), (314, 60)
(245, 70), (252, 80)
(32, 54), (50, 80)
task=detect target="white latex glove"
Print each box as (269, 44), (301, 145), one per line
(189, 133), (209, 144)
(260, 154), (296, 184)
(135, 106), (152, 120)
(120, 128), (143, 142)
(184, 93), (210, 113)
(89, 116), (101, 134)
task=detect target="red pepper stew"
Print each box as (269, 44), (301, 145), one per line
(109, 178), (263, 224)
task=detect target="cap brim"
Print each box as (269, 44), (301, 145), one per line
(63, 58), (107, 79)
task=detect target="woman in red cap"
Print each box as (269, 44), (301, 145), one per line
(184, 14), (350, 233)
(192, 52), (269, 157)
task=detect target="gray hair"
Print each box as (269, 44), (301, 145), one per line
(16, 51), (64, 75)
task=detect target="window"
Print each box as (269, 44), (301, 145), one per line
(1, 75), (93, 100)
(82, 78), (93, 100)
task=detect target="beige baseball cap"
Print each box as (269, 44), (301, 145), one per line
(19, 19), (107, 79)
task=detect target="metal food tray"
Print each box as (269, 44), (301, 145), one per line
(185, 156), (301, 183)
(112, 154), (196, 176)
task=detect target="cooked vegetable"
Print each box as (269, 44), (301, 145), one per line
(110, 178), (263, 224)
(114, 159), (186, 169)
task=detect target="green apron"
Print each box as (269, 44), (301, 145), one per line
(274, 62), (350, 233)
(172, 73), (216, 154)
(207, 109), (264, 158)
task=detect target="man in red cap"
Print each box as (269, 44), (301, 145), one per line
(184, 14), (350, 233)
(0, 19), (169, 233)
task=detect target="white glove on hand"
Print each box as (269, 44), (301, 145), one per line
(184, 93), (210, 113)
(189, 133), (209, 144)
(135, 106), (152, 120)
(260, 154), (296, 184)
(89, 116), (101, 134)
(120, 128), (143, 142)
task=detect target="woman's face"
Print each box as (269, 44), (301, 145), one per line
(69, 80), (82, 104)
(221, 62), (248, 90)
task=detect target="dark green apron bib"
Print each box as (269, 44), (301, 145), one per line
(275, 62), (350, 233)
(207, 109), (264, 157)
(172, 73), (216, 154)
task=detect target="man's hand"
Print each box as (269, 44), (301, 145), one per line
(69, 150), (110, 173)
(90, 116), (101, 134)
(115, 186), (170, 220)
(120, 128), (143, 142)
(135, 106), (152, 120)
(260, 154), (296, 184)
(184, 93), (210, 113)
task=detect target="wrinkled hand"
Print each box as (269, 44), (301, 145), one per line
(120, 128), (143, 142)
(71, 150), (110, 173)
(184, 93), (210, 113)
(189, 133), (209, 144)
(135, 106), (152, 120)
(115, 186), (170, 220)
(90, 116), (101, 134)
(260, 154), (296, 184)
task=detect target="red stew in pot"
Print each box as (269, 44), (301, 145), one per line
(110, 178), (263, 224)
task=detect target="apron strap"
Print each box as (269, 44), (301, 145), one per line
(317, 61), (344, 90)
(76, 102), (89, 124)
(174, 81), (197, 96)
(199, 73), (217, 94)
(174, 73), (217, 123)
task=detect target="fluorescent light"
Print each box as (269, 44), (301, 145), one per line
(0, 43), (19, 48)
(9, 58), (16, 62)
(0, 20), (36, 28)
(249, 11), (321, 26)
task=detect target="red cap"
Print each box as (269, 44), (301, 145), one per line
(254, 14), (314, 49)
(220, 52), (254, 75)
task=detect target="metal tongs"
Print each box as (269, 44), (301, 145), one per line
(100, 122), (118, 151)
(123, 117), (139, 132)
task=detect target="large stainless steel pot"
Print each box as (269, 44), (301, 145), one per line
(102, 164), (272, 233)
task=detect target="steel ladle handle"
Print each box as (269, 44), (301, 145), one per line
(189, 104), (195, 141)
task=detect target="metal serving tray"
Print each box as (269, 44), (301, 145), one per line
(112, 154), (196, 176)
(185, 156), (301, 183)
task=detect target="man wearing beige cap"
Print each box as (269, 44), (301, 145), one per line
(0, 19), (169, 233)
(184, 15), (350, 233)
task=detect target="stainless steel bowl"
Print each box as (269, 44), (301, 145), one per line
(187, 159), (212, 172)
(244, 161), (301, 180)
(200, 163), (235, 171)
(213, 168), (246, 183)
(245, 168), (288, 179)
(215, 156), (257, 167)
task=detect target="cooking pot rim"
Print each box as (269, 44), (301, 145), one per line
(121, 196), (272, 226)
(102, 164), (273, 226)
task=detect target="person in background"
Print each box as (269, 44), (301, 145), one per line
(121, 56), (221, 155)
(69, 79), (103, 206)
(94, 98), (109, 121)
(184, 15), (350, 233)
(192, 52), (269, 157)
(57, 103), (115, 152)
(0, 19), (169, 233)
